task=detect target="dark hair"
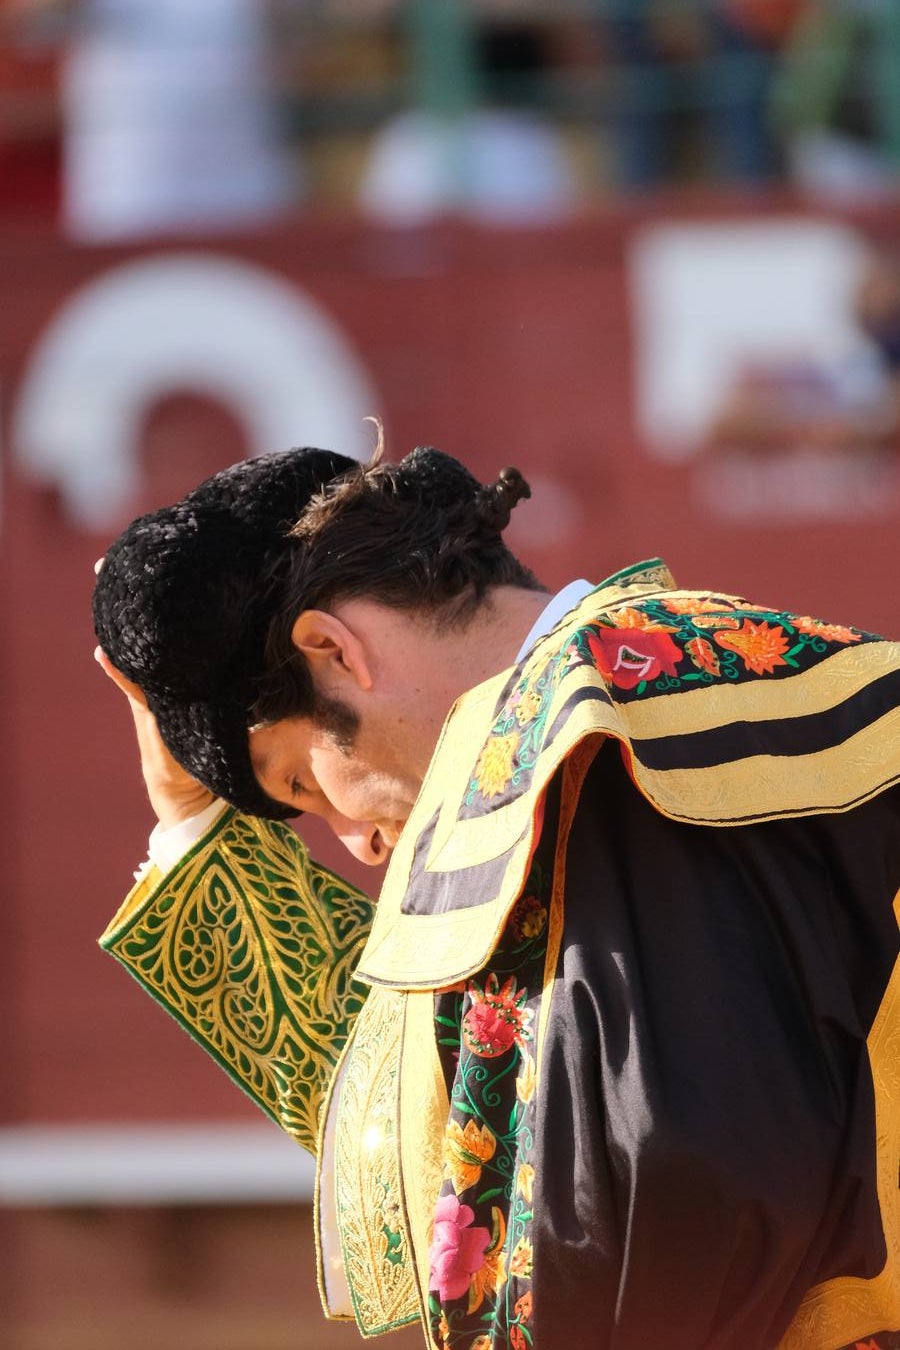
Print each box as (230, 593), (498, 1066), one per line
(253, 445), (542, 725)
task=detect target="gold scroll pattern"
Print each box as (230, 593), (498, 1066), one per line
(333, 986), (421, 1335)
(100, 809), (374, 1154)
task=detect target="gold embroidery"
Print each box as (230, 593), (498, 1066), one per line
(778, 886), (900, 1349)
(100, 809), (373, 1153)
(399, 989), (450, 1328)
(333, 987), (421, 1335)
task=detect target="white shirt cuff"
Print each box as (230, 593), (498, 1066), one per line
(147, 799), (229, 874)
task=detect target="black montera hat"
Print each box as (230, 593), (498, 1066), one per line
(93, 449), (357, 820)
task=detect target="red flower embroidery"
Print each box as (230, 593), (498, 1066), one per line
(587, 625), (682, 690)
(510, 1326), (526, 1350)
(428, 1194), (490, 1303)
(462, 974), (533, 1059)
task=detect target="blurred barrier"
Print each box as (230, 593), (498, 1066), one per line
(0, 1124), (314, 1205)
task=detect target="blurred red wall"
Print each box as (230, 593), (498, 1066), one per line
(2, 204), (898, 1132)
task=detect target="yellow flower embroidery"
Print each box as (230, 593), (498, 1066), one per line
(509, 1235), (533, 1280)
(474, 732), (519, 798)
(438, 1313), (450, 1345)
(470, 1339), (493, 1349)
(514, 686), (542, 725)
(516, 1051), (536, 1104)
(467, 1208), (508, 1314)
(516, 1161), (534, 1204)
(443, 1118), (497, 1195)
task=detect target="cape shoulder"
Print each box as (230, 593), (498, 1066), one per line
(357, 559), (900, 989)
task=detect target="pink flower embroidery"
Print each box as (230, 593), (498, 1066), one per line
(428, 1194), (491, 1303)
(461, 974), (533, 1059)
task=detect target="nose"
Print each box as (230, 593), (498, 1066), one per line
(325, 806), (392, 867)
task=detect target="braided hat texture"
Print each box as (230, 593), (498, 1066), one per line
(93, 449), (357, 819)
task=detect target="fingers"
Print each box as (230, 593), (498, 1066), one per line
(93, 645), (148, 710)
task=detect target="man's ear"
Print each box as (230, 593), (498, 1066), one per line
(290, 610), (373, 692)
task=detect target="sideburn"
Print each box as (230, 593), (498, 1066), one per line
(312, 692), (360, 754)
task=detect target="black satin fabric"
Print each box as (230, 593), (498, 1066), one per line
(531, 741), (900, 1349)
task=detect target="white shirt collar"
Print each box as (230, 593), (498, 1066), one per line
(515, 579), (594, 661)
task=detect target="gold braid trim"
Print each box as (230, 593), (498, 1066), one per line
(99, 808), (374, 1155)
(332, 987), (422, 1335)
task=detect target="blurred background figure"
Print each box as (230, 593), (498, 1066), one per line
(358, 7), (579, 225)
(6, 0), (297, 242)
(596, 0), (805, 190)
(708, 243), (900, 457)
(773, 0), (900, 202)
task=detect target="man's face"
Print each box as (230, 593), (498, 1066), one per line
(249, 705), (422, 866)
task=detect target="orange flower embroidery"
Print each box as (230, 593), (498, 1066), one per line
(470, 1339), (492, 1350)
(685, 635), (721, 676)
(467, 1209), (507, 1314)
(662, 594), (749, 615)
(608, 605), (678, 633)
(444, 1118), (497, 1195)
(514, 1291), (533, 1322)
(714, 620), (790, 675)
(474, 732), (519, 798)
(791, 615), (861, 644)
(694, 615), (741, 631)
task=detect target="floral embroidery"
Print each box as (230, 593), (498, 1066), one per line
(685, 635), (721, 676)
(444, 1119), (497, 1195)
(462, 975), (533, 1058)
(586, 625), (682, 690)
(792, 615), (862, 644)
(429, 1194), (491, 1303)
(515, 1162), (534, 1203)
(510, 895), (547, 942)
(508, 1236), (533, 1280)
(513, 687), (542, 725)
(467, 1209), (507, 1313)
(515, 1055), (536, 1106)
(692, 613), (741, 630)
(713, 619), (790, 676)
(473, 732), (520, 799)
(428, 852), (550, 1347)
(606, 605), (678, 633)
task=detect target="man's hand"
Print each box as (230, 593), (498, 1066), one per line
(94, 645), (217, 830)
